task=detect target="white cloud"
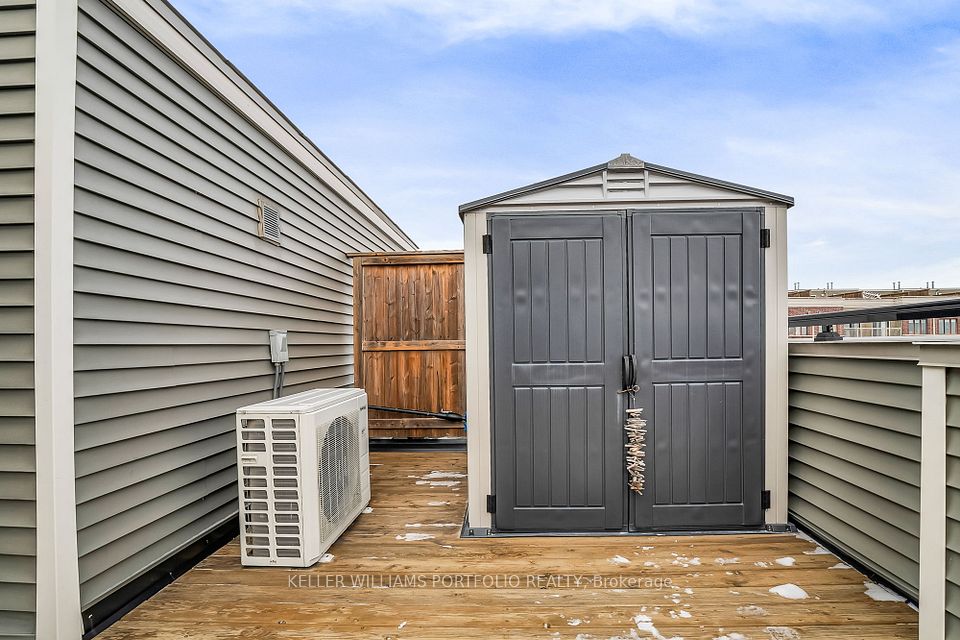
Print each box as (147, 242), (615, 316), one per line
(176, 0), (938, 41)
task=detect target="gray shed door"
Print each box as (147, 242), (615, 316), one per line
(629, 209), (764, 529)
(490, 214), (626, 531)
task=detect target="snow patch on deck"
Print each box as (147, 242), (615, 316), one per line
(829, 562), (852, 570)
(633, 613), (682, 640)
(774, 556), (796, 567)
(863, 581), (906, 602)
(318, 553), (334, 563)
(736, 604), (766, 616)
(395, 532), (435, 541)
(609, 555), (632, 566)
(768, 583), (808, 600)
(765, 627), (801, 640)
(714, 557), (739, 565)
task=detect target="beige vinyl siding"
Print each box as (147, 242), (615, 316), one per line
(73, 0), (411, 611)
(0, 1), (36, 638)
(787, 353), (921, 599)
(946, 367), (960, 636)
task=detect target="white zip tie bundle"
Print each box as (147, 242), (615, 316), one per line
(625, 408), (646, 495)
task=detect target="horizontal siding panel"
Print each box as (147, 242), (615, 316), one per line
(0, 554), (34, 583)
(75, 266), (351, 325)
(0, 113), (33, 141)
(73, 190), (353, 296)
(0, 307), (31, 333)
(0, 471), (34, 500)
(788, 407), (919, 460)
(76, 451), (234, 529)
(789, 370), (921, 412)
(0, 445), (33, 472)
(0, 167), (32, 195)
(74, 342), (347, 371)
(75, 355), (349, 398)
(0, 33), (34, 61)
(0, 500), (33, 528)
(0, 195), (31, 223)
(789, 441), (918, 511)
(0, 418), (32, 445)
(0, 335), (31, 361)
(789, 355), (922, 387)
(74, 293), (354, 334)
(75, 366), (351, 425)
(0, 60), (34, 87)
(77, 466), (235, 556)
(0, 252), (32, 279)
(0, 140), (32, 166)
(0, 527), (34, 556)
(0, 279), (31, 307)
(0, 223), (32, 250)
(0, 8), (34, 35)
(76, 415), (235, 477)
(75, 215), (353, 305)
(0, 86), (32, 115)
(790, 424), (919, 486)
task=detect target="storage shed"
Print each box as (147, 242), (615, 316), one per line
(461, 154), (794, 534)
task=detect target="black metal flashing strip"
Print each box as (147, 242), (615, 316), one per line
(82, 518), (238, 639)
(789, 297), (960, 327)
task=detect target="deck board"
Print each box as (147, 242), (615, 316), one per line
(100, 451), (918, 639)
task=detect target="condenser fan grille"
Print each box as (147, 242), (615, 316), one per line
(317, 410), (361, 538)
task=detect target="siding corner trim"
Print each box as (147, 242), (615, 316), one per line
(34, 0), (83, 637)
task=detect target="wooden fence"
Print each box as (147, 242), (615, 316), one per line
(350, 251), (465, 439)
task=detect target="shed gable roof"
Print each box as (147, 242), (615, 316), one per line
(459, 153), (794, 214)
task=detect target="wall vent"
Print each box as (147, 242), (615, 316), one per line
(258, 199), (282, 244)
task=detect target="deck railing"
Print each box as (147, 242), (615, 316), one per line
(788, 303), (960, 637)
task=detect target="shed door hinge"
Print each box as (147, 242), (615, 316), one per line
(486, 494), (496, 513)
(761, 490), (771, 510)
(482, 234), (493, 254)
(760, 228), (771, 248)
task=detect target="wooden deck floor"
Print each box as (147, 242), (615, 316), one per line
(102, 451), (917, 639)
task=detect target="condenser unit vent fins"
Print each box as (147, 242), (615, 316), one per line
(318, 410), (362, 539)
(258, 199), (282, 244)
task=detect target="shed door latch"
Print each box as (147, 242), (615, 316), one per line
(486, 494), (496, 513)
(760, 228), (771, 248)
(482, 234), (493, 254)
(761, 490), (771, 510)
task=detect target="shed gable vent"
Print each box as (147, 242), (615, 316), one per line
(258, 200), (282, 244)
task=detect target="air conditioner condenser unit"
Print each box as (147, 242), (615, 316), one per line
(236, 388), (370, 567)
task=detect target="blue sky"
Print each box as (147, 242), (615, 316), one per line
(173, 1), (960, 289)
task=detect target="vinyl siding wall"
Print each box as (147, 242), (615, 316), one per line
(946, 367), (960, 635)
(0, 2), (36, 638)
(787, 348), (921, 599)
(73, 0), (411, 612)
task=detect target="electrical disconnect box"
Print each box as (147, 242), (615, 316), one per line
(269, 329), (288, 363)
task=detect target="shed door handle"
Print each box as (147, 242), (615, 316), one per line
(622, 354), (637, 390)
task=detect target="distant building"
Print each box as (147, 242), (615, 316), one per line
(788, 285), (960, 337)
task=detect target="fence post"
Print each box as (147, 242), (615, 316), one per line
(919, 359), (947, 638)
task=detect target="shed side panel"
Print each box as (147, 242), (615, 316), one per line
(0, 2), (37, 638)
(73, 0), (410, 613)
